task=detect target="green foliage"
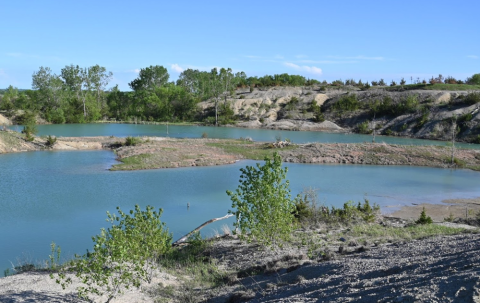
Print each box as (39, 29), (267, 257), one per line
(309, 101), (325, 122)
(49, 242), (62, 270)
(45, 108), (66, 124)
(464, 92), (480, 105)
(20, 113), (37, 141)
(332, 94), (359, 112)
(357, 121), (371, 134)
(45, 135), (57, 147)
(466, 73), (480, 85)
(323, 199), (380, 224)
(293, 196), (312, 220)
(54, 205), (172, 303)
(284, 96), (300, 111)
(227, 152), (298, 248)
(125, 136), (141, 146)
(416, 207), (433, 224)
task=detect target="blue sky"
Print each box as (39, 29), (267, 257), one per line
(1, 0), (478, 90)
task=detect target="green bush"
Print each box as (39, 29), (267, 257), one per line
(227, 152), (298, 248)
(328, 199), (380, 223)
(310, 101), (325, 122)
(464, 92), (480, 105)
(466, 73), (480, 85)
(125, 136), (141, 146)
(21, 123), (37, 141)
(54, 205), (172, 302)
(357, 121), (372, 134)
(416, 207), (433, 224)
(332, 94), (359, 112)
(45, 135), (57, 147)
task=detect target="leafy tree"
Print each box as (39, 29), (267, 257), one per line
(32, 67), (65, 112)
(227, 152), (298, 248)
(54, 205), (172, 303)
(467, 73), (480, 85)
(129, 65), (169, 92)
(209, 68), (223, 126)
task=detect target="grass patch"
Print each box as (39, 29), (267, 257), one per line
(343, 223), (472, 243)
(111, 154), (155, 170)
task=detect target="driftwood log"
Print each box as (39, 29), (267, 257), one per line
(172, 213), (234, 246)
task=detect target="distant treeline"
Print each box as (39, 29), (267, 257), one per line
(0, 65), (321, 125)
(0, 65), (479, 125)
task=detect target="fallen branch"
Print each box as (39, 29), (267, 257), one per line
(172, 213), (234, 246)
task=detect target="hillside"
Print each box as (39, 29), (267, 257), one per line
(198, 86), (480, 143)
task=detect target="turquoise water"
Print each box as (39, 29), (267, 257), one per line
(1, 150), (480, 272)
(9, 123), (480, 149)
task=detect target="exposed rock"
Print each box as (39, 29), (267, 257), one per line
(0, 113), (12, 126)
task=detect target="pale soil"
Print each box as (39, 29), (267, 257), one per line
(0, 113), (12, 126)
(0, 269), (178, 303)
(391, 197), (480, 222)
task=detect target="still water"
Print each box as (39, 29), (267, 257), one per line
(1, 149), (479, 272)
(9, 123), (480, 149)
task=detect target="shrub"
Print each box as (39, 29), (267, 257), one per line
(327, 200), (380, 223)
(357, 121), (371, 134)
(22, 123), (37, 142)
(201, 132), (208, 138)
(125, 136), (140, 146)
(54, 205), (172, 303)
(310, 101), (325, 122)
(464, 92), (480, 105)
(466, 73), (480, 85)
(227, 152), (298, 248)
(416, 207), (433, 224)
(332, 94), (359, 112)
(45, 135), (57, 147)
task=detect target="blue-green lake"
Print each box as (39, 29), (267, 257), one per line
(9, 123), (480, 149)
(1, 124), (479, 272)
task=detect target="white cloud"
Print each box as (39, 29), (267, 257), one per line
(133, 69), (141, 74)
(295, 54), (308, 59)
(284, 62), (322, 75)
(467, 55), (478, 59)
(170, 64), (184, 73)
(274, 55), (284, 59)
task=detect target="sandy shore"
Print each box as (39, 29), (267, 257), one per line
(390, 197), (480, 222)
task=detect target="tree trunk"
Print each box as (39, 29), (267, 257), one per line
(172, 214), (233, 246)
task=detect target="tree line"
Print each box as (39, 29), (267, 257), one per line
(0, 65), (320, 125)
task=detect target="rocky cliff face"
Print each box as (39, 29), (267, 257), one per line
(198, 87), (480, 143)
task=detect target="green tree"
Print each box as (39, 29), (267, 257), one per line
(129, 65), (169, 92)
(54, 205), (172, 303)
(467, 73), (480, 85)
(227, 152), (298, 248)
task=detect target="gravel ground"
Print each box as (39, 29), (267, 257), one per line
(206, 233), (480, 303)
